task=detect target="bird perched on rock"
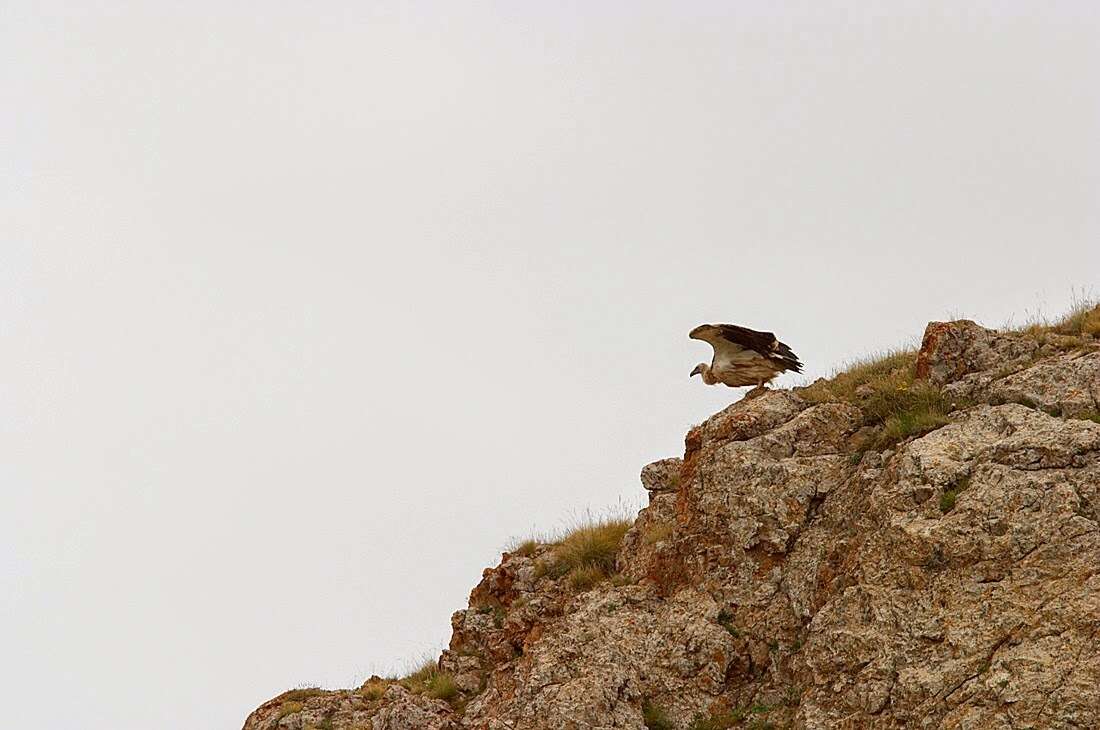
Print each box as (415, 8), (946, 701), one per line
(689, 323), (802, 396)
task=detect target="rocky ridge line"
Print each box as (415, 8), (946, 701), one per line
(243, 317), (1100, 730)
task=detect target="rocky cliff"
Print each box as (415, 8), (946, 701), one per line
(243, 314), (1100, 730)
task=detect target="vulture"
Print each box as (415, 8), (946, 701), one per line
(689, 323), (803, 394)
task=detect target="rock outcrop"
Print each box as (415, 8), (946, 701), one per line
(243, 318), (1100, 730)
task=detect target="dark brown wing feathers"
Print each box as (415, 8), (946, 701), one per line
(715, 324), (803, 374)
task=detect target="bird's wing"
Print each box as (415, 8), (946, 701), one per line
(690, 324), (803, 373)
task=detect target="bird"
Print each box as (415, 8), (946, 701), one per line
(689, 323), (803, 396)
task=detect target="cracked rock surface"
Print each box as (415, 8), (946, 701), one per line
(243, 320), (1100, 730)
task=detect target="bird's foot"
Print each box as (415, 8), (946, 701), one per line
(743, 385), (769, 400)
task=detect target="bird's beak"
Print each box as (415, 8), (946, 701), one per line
(690, 365), (702, 378)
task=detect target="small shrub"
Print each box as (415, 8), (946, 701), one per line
(940, 489), (957, 512)
(716, 608), (739, 637)
(642, 700), (674, 730)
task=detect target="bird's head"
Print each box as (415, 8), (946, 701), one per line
(689, 324), (718, 341)
(690, 363), (707, 378)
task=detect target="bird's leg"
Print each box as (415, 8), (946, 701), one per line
(744, 379), (768, 400)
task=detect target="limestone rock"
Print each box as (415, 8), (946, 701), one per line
(243, 318), (1100, 730)
(640, 457), (683, 494)
(915, 320), (1039, 387)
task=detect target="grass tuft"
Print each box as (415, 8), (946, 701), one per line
(534, 514), (633, 591)
(426, 672), (458, 701)
(642, 700), (675, 730)
(276, 701), (304, 719)
(360, 679), (387, 700)
(277, 687), (325, 702)
(716, 608), (740, 637)
(1052, 300), (1100, 337)
(875, 392), (952, 450)
(642, 521), (674, 546)
(800, 349), (918, 408)
(688, 708), (746, 730)
(568, 564), (607, 591)
(394, 657), (460, 703)
(801, 348), (954, 449)
(509, 539), (539, 557)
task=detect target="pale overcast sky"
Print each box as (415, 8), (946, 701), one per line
(2, 2), (1098, 728)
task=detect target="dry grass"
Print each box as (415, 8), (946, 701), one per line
(426, 672), (458, 700)
(642, 521), (674, 546)
(359, 679), (388, 700)
(276, 701), (304, 719)
(798, 298), (1098, 454)
(567, 564), (606, 591)
(394, 657), (459, 702)
(532, 513), (634, 590)
(509, 538), (539, 557)
(1051, 300), (1100, 337)
(800, 349), (918, 407)
(800, 349), (952, 449)
(1003, 295), (1100, 345)
(277, 687), (325, 702)
(397, 658), (438, 689)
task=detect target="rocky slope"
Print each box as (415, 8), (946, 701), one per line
(243, 316), (1100, 730)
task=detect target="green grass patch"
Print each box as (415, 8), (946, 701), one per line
(426, 672), (458, 701)
(800, 348), (958, 449)
(395, 657), (461, 703)
(875, 391), (952, 449)
(688, 709), (746, 730)
(642, 701), (675, 730)
(716, 608), (740, 637)
(800, 349), (918, 409)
